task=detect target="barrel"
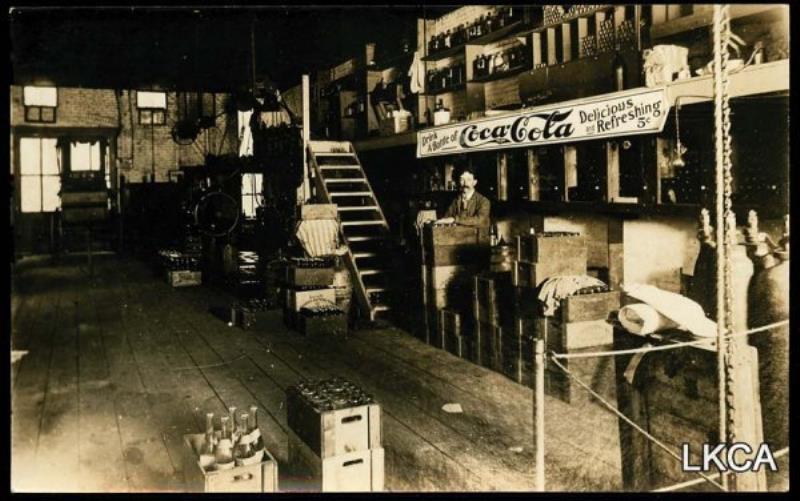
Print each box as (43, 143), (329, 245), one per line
(747, 253), (789, 449)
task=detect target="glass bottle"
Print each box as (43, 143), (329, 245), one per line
(612, 52), (626, 91)
(228, 406), (239, 443)
(201, 412), (217, 456)
(490, 224), (499, 246)
(248, 405), (265, 451)
(235, 412), (254, 460)
(215, 416), (234, 467)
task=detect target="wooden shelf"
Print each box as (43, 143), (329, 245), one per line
(422, 82), (466, 96)
(517, 5), (614, 36)
(651, 4), (785, 40)
(422, 20), (527, 62)
(470, 65), (530, 83)
(354, 131), (417, 152)
(666, 59), (789, 107)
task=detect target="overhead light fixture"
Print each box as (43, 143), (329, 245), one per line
(671, 100), (686, 169)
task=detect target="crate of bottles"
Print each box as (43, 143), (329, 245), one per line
(287, 257), (336, 288)
(182, 406), (278, 493)
(167, 270), (202, 287)
(286, 378), (381, 459)
(297, 305), (348, 337)
(231, 298), (274, 330)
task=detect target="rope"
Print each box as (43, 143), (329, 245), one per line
(652, 447), (790, 492)
(548, 355), (727, 491)
(550, 319), (789, 360)
(712, 7), (731, 490)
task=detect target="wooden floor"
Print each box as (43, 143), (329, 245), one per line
(11, 254), (624, 492)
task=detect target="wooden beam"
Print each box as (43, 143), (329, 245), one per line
(546, 28), (557, 66)
(561, 22), (572, 63)
(577, 18), (589, 58)
(532, 32), (543, 67)
(563, 145), (577, 201)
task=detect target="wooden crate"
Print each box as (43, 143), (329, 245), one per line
(298, 310), (348, 337)
(285, 393), (381, 459)
(424, 244), (489, 267)
(516, 232), (587, 264)
(512, 286), (541, 318)
(423, 224), (485, 248)
(472, 272), (514, 327)
(286, 266), (336, 288)
(559, 290), (621, 323)
(473, 321), (504, 371)
(182, 433), (278, 493)
(539, 317), (614, 352)
(511, 259), (587, 289)
(231, 306), (272, 330)
(437, 308), (473, 356)
(424, 264), (477, 291)
(299, 204), (338, 221)
(167, 270), (202, 287)
(287, 429), (384, 492)
(288, 287), (337, 312)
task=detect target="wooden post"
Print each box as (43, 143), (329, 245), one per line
(561, 22), (572, 63)
(563, 145), (577, 201)
(533, 338), (546, 492)
(546, 28), (557, 65)
(301, 74), (311, 203)
(606, 141), (620, 202)
(577, 18), (589, 58)
(532, 32), (543, 67)
(527, 149), (541, 201)
(497, 152), (508, 201)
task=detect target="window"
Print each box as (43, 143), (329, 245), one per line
(177, 92), (217, 122)
(70, 140), (111, 189)
(19, 137), (61, 213)
(241, 173), (263, 219)
(23, 86), (57, 123)
(137, 91), (167, 125)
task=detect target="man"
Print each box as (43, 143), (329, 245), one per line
(435, 166), (491, 230)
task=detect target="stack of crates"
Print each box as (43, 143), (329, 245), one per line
(286, 378), (384, 492)
(422, 224), (489, 347)
(282, 257), (338, 330)
(513, 231), (620, 402)
(472, 271), (515, 370)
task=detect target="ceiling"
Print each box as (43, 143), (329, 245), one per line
(9, 6), (455, 92)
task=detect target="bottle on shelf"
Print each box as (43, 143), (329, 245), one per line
(612, 52), (626, 91)
(433, 99), (451, 126)
(444, 29), (452, 49)
(490, 224), (499, 246)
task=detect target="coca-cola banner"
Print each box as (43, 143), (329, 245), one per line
(416, 87), (669, 158)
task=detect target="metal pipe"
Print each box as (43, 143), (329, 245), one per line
(534, 337), (546, 491)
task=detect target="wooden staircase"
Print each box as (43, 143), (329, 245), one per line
(307, 141), (393, 322)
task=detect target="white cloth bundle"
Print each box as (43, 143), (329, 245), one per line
(621, 283), (717, 338)
(295, 219), (339, 258)
(642, 45), (690, 87)
(408, 50), (425, 95)
(618, 303), (679, 336)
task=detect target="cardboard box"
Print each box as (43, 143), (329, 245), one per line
(167, 270), (202, 287)
(181, 433), (278, 492)
(287, 429), (384, 492)
(285, 394), (381, 459)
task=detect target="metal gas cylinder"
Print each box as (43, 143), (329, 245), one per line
(745, 212), (789, 449)
(688, 209), (753, 333)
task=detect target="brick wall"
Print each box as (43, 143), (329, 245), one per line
(10, 86), (239, 184)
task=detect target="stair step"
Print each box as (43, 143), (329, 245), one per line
(354, 252), (378, 259)
(330, 191), (373, 197)
(359, 269), (385, 276)
(372, 305), (391, 313)
(337, 206), (379, 212)
(366, 287), (387, 293)
(319, 165), (361, 170)
(341, 220), (385, 227)
(346, 235), (388, 242)
(314, 152), (355, 157)
(324, 178), (366, 183)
